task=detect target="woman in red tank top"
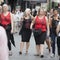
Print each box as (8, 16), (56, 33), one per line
(30, 8), (49, 58)
(1, 4), (15, 56)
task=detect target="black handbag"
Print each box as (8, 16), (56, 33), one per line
(33, 29), (42, 36)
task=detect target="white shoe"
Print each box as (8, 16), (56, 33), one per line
(50, 54), (55, 58)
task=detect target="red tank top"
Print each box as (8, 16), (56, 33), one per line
(34, 16), (47, 32)
(1, 12), (11, 26)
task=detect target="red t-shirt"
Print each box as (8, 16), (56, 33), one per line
(34, 16), (47, 32)
(1, 12), (11, 27)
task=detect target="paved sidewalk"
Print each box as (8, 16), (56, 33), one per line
(9, 34), (59, 60)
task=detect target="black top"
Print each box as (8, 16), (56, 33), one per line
(51, 16), (59, 35)
(22, 17), (32, 29)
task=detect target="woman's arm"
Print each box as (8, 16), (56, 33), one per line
(45, 16), (50, 37)
(30, 16), (36, 29)
(49, 16), (52, 28)
(56, 22), (60, 35)
(10, 13), (14, 33)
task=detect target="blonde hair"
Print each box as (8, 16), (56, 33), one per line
(25, 8), (31, 13)
(24, 8), (31, 17)
(2, 4), (8, 11)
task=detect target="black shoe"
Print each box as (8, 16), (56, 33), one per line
(40, 55), (44, 58)
(19, 52), (22, 55)
(49, 49), (51, 53)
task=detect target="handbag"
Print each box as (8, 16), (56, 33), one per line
(33, 29), (42, 36)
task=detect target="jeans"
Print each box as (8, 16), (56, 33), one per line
(57, 37), (60, 56)
(50, 33), (56, 55)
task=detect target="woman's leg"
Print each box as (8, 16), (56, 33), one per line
(50, 33), (56, 57)
(34, 45), (40, 56)
(40, 44), (44, 57)
(57, 37), (60, 59)
(51, 35), (56, 55)
(19, 42), (24, 54)
(26, 42), (30, 54)
(46, 38), (51, 53)
(8, 40), (12, 56)
(8, 40), (11, 51)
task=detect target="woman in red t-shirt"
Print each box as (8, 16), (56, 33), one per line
(1, 4), (15, 56)
(30, 8), (49, 58)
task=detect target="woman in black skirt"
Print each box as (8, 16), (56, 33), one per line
(19, 8), (34, 54)
(30, 8), (49, 58)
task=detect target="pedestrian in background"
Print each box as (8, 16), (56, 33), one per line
(30, 8), (49, 58)
(19, 8), (34, 55)
(49, 9), (60, 57)
(15, 7), (24, 32)
(44, 10), (51, 53)
(13, 8), (23, 33)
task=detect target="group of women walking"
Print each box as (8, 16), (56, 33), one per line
(19, 7), (60, 60)
(0, 3), (60, 60)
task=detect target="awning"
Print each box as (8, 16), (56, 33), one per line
(23, 0), (47, 3)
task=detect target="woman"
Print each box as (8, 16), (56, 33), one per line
(45, 9), (54, 53)
(0, 26), (9, 60)
(56, 21), (60, 60)
(0, 4), (15, 56)
(49, 9), (60, 57)
(30, 8), (49, 58)
(19, 8), (34, 54)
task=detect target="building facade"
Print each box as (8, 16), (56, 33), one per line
(17, 0), (49, 11)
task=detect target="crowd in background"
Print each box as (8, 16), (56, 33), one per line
(0, 3), (60, 60)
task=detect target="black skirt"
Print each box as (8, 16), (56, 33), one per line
(33, 31), (46, 45)
(21, 28), (32, 42)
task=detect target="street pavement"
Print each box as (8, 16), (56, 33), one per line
(9, 33), (59, 60)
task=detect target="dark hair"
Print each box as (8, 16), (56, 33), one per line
(53, 8), (58, 11)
